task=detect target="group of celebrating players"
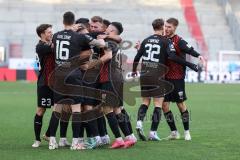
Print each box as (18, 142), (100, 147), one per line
(32, 11), (205, 150)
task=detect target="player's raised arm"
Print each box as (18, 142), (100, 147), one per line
(100, 49), (113, 63)
(178, 39), (206, 65)
(89, 38), (106, 48)
(81, 34), (106, 48)
(166, 41), (199, 72)
(132, 42), (144, 75)
(178, 38), (200, 57)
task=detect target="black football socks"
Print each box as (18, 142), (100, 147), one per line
(137, 104), (148, 121)
(97, 116), (108, 137)
(34, 114), (43, 141)
(116, 113), (131, 137)
(87, 119), (99, 137)
(49, 111), (61, 137)
(164, 110), (177, 131)
(121, 108), (133, 134)
(106, 112), (121, 138)
(72, 112), (81, 138)
(60, 120), (69, 138)
(150, 107), (162, 131)
(181, 109), (190, 131)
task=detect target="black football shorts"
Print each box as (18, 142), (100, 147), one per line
(99, 81), (123, 107)
(37, 85), (54, 108)
(164, 79), (187, 103)
(53, 73), (84, 105)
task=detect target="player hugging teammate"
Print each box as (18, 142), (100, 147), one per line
(134, 18), (204, 141)
(33, 11), (136, 150)
(33, 11), (204, 150)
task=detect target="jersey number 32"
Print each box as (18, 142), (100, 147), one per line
(142, 43), (161, 62)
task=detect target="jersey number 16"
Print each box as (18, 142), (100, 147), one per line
(56, 40), (70, 60)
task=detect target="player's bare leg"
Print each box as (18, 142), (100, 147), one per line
(162, 102), (180, 140)
(148, 98), (163, 141)
(177, 102), (191, 140)
(136, 97), (150, 141)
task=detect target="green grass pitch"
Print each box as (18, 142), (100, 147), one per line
(0, 82), (239, 160)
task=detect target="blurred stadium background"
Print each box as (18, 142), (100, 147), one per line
(0, 0), (239, 83)
(0, 1), (240, 160)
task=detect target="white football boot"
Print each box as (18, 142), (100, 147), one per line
(49, 137), (58, 150)
(148, 131), (161, 141)
(59, 138), (71, 147)
(184, 130), (191, 141)
(167, 131), (181, 140)
(32, 140), (41, 148)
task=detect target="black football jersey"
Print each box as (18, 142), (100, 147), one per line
(52, 29), (93, 66)
(107, 39), (122, 69)
(35, 40), (54, 86)
(99, 39), (122, 83)
(135, 34), (172, 64)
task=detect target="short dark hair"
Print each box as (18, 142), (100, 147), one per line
(76, 18), (90, 29)
(152, 18), (164, 31)
(91, 16), (103, 23)
(103, 19), (111, 27)
(166, 18), (179, 27)
(111, 22), (123, 35)
(63, 11), (75, 25)
(36, 24), (52, 37)
(76, 18), (89, 24)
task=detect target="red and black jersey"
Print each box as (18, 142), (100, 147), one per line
(36, 40), (55, 86)
(99, 39), (122, 83)
(165, 35), (200, 80)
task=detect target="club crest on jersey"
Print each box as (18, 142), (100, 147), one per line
(170, 44), (176, 51)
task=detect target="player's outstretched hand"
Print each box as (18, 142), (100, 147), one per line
(98, 39), (106, 48)
(97, 34), (108, 39)
(189, 64), (199, 72)
(72, 24), (81, 32)
(198, 56), (206, 67)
